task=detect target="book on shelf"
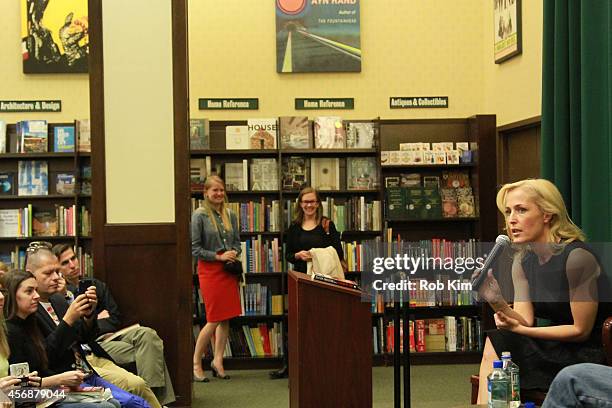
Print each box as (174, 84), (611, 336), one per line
(55, 172), (76, 195)
(247, 118), (277, 149)
(189, 118), (210, 150)
(281, 156), (309, 190)
(76, 119), (91, 152)
(312, 273), (359, 290)
(0, 172), (15, 195)
(250, 158), (278, 190)
(226, 125), (249, 150)
(190, 157), (211, 192)
(347, 157), (378, 189)
(18, 120), (48, 153)
(314, 116), (345, 148)
(53, 125), (75, 152)
(310, 158), (340, 190)
(279, 116), (311, 149)
(18, 160), (48, 196)
(346, 122), (375, 148)
(80, 165), (92, 195)
(0, 209), (20, 237)
(0, 120), (6, 153)
(224, 161), (248, 191)
(32, 210), (58, 236)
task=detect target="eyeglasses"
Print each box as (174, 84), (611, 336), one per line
(300, 200), (319, 206)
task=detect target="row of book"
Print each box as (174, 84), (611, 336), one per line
(0, 245), (92, 275)
(386, 186), (477, 220)
(239, 237), (285, 274)
(228, 200), (281, 232)
(191, 156), (380, 193)
(381, 140), (475, 166)
(194, 283), (283, 321)
(239, 283), (284, 316)
(0, 161), (91, 197)
(286, 197), (383, 232)
(190, 117), (376, 151)
(0, 205), (91, 238)
(0, 120), (91, 154)
(373, 316), (483, 354)
(199, 323), (285, 359)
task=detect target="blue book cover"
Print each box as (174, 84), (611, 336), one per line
(53, 126), (76, 152)
(18, 160), (48, 196)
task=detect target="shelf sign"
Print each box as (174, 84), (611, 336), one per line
(0, 100), (62, 112)
(390, 97), (448, 109)
(198, 98), (259, 110)
(295, 98), (354, 110)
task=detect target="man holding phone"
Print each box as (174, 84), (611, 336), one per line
(25, 242), (163, 408)
(53, 244), (175, 406)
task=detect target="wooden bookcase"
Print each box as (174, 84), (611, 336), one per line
(0, 121), (92, 273)
(191, 114), (497, 368)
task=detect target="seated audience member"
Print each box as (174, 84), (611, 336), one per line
(4, 269), (122, 408)
(476, 179), (611, 403)
(53, 244), (175, 405)
(24, 242), (160, 408)
(0, 276), (43, 408)
(542, 363), (612, 407)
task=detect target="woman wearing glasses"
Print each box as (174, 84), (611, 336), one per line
(191, 176), (241, 382)
(270, 187), (345, 379)
(285, 187), (344, 273)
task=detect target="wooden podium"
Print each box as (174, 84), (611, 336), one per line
(288, 270), (372, 407)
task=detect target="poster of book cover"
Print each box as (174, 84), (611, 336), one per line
(276, 0), (361, 73)
(21, 0), (89, 74)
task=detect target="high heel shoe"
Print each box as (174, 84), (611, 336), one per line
(210, 362), (230, 380)
(193, 370), (210, 383)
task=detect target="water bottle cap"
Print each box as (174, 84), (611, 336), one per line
(524, 402), (535, 408)
(501, 351), (511, 358)
(493, 360), (502, 368)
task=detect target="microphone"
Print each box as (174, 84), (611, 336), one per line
(471, 234), (511, 291)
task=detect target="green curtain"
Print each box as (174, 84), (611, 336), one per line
(541, 0), (612, 242)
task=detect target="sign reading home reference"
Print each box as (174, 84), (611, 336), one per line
(295, 98), (354, 110)
(390, 97), (449, 109)
(0, 100), (62, 112)
(198, 98), (259, 110)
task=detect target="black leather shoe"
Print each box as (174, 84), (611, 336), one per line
(269, 366), (288, 379)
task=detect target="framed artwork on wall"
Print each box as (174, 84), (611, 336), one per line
(275, 0), (361, 73)
(494, 0), (522, 64)
(21, 0), (89, 74)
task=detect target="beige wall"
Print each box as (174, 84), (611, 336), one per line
(1, 1), (543, 125)
(482, 0), (543, 125)
(102, 0), (175, 223)
(0, 0), (89, 123)
(189, 0), (487, 120)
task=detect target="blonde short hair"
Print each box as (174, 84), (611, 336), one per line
(496, 178), (585, 243)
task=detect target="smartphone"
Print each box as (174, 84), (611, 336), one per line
(78, 278), (94, 295)
(9, 362), (30, 387)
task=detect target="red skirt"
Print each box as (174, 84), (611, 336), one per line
(198, 259), (241, 322)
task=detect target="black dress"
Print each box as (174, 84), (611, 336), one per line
(487, 241), (610, 390)
(284, 218), (344, 273)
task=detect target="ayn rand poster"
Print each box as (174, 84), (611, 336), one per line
(21, 0), (89, 74)
(276, 0), (361, 73)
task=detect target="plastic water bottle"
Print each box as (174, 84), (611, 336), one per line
(502, 351), (521, 407)
(488, 360), (509, 407)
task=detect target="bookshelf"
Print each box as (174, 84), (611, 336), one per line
(0, 121), (92, 274)
(190, 115), (497, 368)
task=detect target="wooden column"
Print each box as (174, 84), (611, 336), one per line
(88, 0), (192, 405)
